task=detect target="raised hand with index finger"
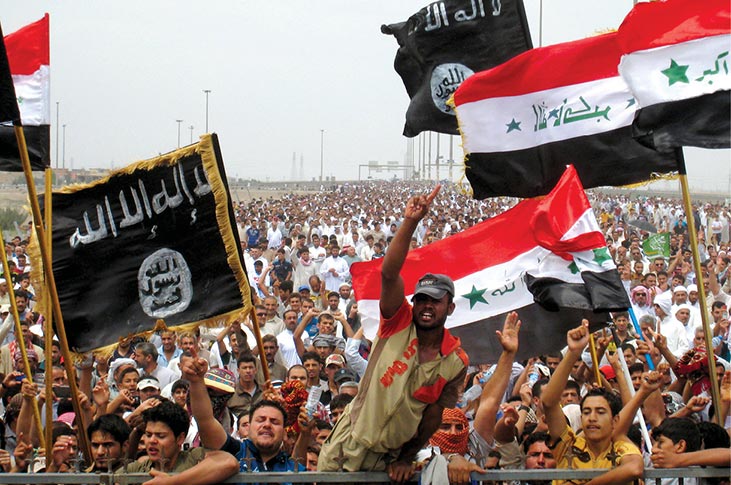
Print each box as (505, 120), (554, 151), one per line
(403, 185), (440, 221)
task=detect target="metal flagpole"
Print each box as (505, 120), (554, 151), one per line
(0, 228), (45, 449)
(13, 125), (91, 461)
(628, 308), (655, 370)
(609, 325), (653, 452)
(675, 148), (723, 424)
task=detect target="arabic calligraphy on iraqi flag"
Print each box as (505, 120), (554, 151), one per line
(350, 166), (629, 363)
(0, 14), (50, 171)
(451, 32), (678, 199)
(617, 0), (730, 150)
(381, 0), (532, 137)
(38, 134), (251, 354)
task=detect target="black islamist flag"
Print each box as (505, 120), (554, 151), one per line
(38, 134), (251, 354)
(382, 0), (532, 137)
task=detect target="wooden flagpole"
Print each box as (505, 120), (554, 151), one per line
(43, 167), (54, 456)
(249, 300), (271, 385)
(588, 333), (603, 385)
(13, 125), (91, 461)
(0, 227), (45, 449)
(675, 148), (723, 425)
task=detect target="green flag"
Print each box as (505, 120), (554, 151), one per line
(642, 232), (670, 259)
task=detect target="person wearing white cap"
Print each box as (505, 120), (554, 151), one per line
(655, 291), (690, 358)
(0, 278), (9, 307)
(671, 285), (689, 310)
(673, 304), (696, 349)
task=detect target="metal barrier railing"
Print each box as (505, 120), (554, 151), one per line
(0, 467), (728, 484)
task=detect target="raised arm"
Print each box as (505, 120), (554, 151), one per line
(380, 186), (440, 319)
(542, 320), (589, 443)
(614, 371), (662, 437)
(180, 354), (228, 449)
(474, 312), (520, 444)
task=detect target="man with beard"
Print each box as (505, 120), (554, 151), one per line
(85, 414), (131, 472)
(318, 187), (468, 484)
(181, 356), (306, 475)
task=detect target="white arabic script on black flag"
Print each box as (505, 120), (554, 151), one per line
(40, 134), (251, 353)
(382, 0), (532, 137)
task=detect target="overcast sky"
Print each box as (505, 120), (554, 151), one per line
(3, 1), (729, 194)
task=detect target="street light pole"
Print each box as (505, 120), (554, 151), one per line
(62, 124), (66, 168)
(189, 125), (194, 144)
(176, 120), (183, 148)
(319, 129), (325, 182)
(203, 89), (211, 132)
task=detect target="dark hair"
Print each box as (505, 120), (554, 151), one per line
(522, 431), (551, 454)
(249, 399), (287, 423)
(327, 291), (339, 300)
(613, 311), (629, 320)
(142, 399), (190, 438)
(301, 351), (323, 366)
(329, 393), (354, 411)
(237, 352), (257, 368)
(627, 423), (643, 449)
(280, 281), (294, 293)
(711, 300), (727, 311)
(53, 421), (75, 444)
(628, 363), (645, 375)
(171, 379), (190, 394)
(697, 421), (730, 449)
(87, 414), (131, 445)
(652, 417), (701, 452)
(13, 290), (29, 301)
(117, 366), (139, 384)
(314, 419), (332, 431)
(564, 380), (581, 394)
(532, 378), (549, 399)
(621, 343), (637, 355)
(580, 388), (622, 417)
(283, 309), (298, 320)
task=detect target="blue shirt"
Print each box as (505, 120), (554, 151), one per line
(222, 435), (303, 484)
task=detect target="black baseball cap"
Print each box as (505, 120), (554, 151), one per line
(413, 273), (455, 299)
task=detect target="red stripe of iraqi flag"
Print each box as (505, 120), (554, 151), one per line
(617, 0), (730, 150)
(0, 14), (50, 171)
(452, 32), (678, 199)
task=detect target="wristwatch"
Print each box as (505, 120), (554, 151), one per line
(518, 405), (531, 413)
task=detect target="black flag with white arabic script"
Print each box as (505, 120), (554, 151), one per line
(39, 134), (251, 353)
(382, 0), (532, 137)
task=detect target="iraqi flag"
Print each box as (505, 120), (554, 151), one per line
(451, 32), (678, 199)
(0, 14), (50, 171)
(617, 0), (730, 150)
(351, 166), (630, 363)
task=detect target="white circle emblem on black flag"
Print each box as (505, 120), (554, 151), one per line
(138, 248), (193, 318)
(430, 63), (474, 114)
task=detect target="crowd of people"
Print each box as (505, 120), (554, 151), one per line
(0, 180), (729, 484)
